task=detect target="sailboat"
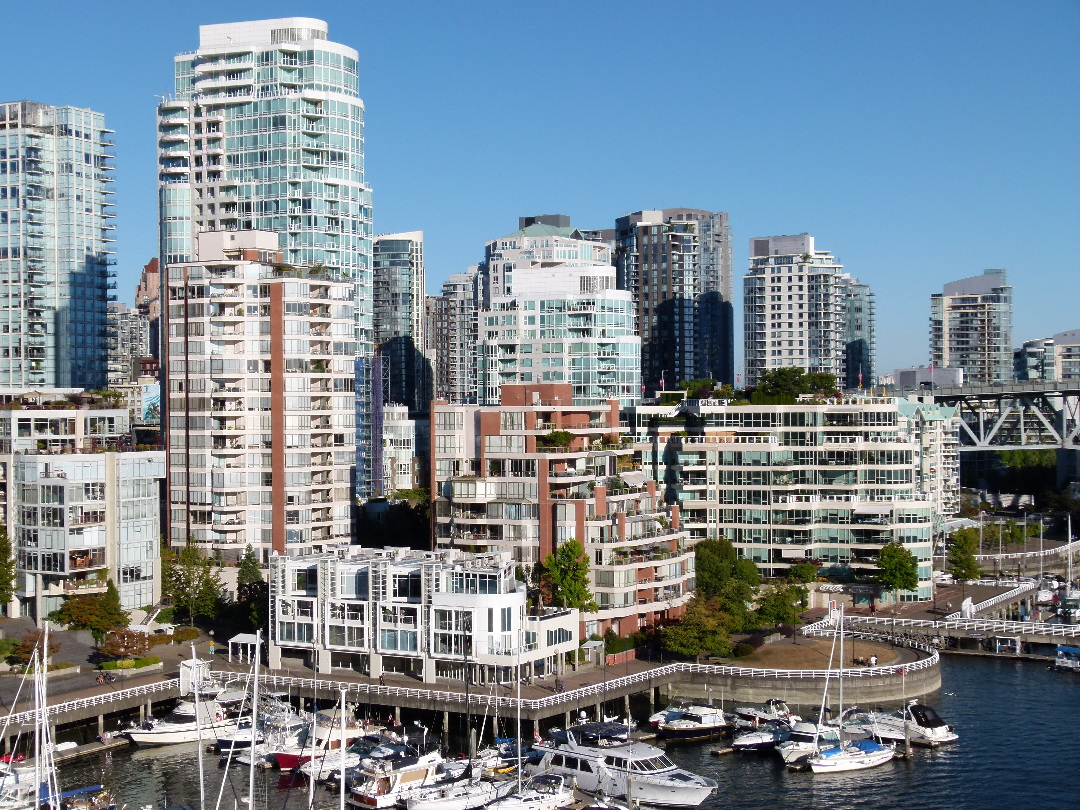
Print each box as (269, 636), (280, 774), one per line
(3, 625), (115, 810)
(807, 606), (895, 774)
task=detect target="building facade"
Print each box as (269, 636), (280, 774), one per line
(615, 209), (734, 391)
(431, 384), (693, 637)
(929, 270), (1013, 385)
(268, 546), (578, 681)
(107, 303), (151, 387)
(476, 223), (640, 407)
(374, 231), (428, 414)
(629, 394), (936, 600)
(743, 234), (875, 390)
(135, 258), (162, 362)
(0, 407), (163, 619)
(427, 269), (479, 404)
(379, 404), (422, 496)
(164, 231), (355, 562)
(0, 101), (115, 390)
(156, 17), (376, 499)
(1014, 330), (1080, 383)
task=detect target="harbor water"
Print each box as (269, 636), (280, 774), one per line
(51, 656), (1080, 810)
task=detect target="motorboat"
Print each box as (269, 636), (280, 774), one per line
(776, 722), (841, 766)
(174, 688), (244, 720)
(648, 705), (686, 728)
(348, 750), (447, 808)
(406, 776), (516, 810)
(298, 750), (364, 780)
(808, 738), (895, 773)
(734, 699), (800, 724)
(732, 722), (790, 752)
(487, 774), (576, 810)
(216, 718), (263, 752)
(273, 709), (365, 770)
(526, 724), (717, 807)
(860, 702), (958, 747)
(124, 702), (238, 746)
(657, 707), (731, 742)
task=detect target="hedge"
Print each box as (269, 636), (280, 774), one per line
(100, 655), (161, 671)
(173, 627), (199, 643)
(733, 642), (755, 658)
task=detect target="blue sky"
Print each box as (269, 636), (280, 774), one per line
(3, 0), (1077, 375)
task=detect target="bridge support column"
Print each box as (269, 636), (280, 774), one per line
(564, 710), (571, 729)
(623, 694), (630, 719)
(442, 710), (449, 746)
(394, 706), (401, 725)
(97, 715), (104, 736)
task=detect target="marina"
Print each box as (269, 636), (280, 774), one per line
(32, 655), (1079, 810)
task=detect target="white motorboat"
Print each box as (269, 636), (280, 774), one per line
(860, 702), (958, 747)
(734, 699), (799, 724)
(273, 709), (364, 770)
(657, 707), (731, 741)
(648, 705), (686, 728)
(732, 722), (790, 752)
(217, 718), (263, 752)
(406, 777), (516, 810)
(808, 737), (895, 773)
(776, 722), (841, 766)
(487, 775), (576, 810)
(526, 725), (717, 807)
(124, 701), (238, 746)
(348, 750), (446, 808)
(298, 750), (364, 780)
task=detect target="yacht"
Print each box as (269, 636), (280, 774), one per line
(348, 750), (447, 808)
(732, 722), (790, 752)
(124, 702), (238, 746)
(216, 718), (263, 752)
(860, 702), (958, 747)
(657, 707), (731, 742)
(776, 722), (841, 766)
(273, 710), (365, 770)
(486, 774), (575, 810)
(526, 724), (717, 807)
(734, 699), (799, 724)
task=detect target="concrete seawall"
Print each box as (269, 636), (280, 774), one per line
(660, 663), (940, 710)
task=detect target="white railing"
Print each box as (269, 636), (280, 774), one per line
(944, 582), (1038, 619)
(974, 538), (1080, 562)
(843, 613), (1080, 638)
(2, 678), (181, 726)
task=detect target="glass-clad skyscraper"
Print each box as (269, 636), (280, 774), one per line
(0, 101), (115, 389)
(157, 18), (376, 497)
(374, 231), (429, 414)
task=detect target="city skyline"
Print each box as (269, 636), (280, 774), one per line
(2, 0), (1077, 377)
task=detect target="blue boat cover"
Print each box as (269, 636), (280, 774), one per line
(852, 738), (886, 753)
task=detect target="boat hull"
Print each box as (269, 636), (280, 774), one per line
(657, 724), (727, 742)
(809, 747), (894, 773)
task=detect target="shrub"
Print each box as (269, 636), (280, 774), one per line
(744, 632), (767, 649)
(733, 642), (755, 658)
(132, 656), (161, 669)
(148, 634), (173, 647)
(173, 627), (199, 643)
(99, 661), (118, 670)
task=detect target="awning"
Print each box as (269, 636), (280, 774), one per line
(780, 547), (809, 559)
(620, 471), (646, 488)
(853, 503), (893, 515)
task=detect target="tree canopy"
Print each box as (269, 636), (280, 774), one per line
(0, 523), (15, 612)
(787, 561), (819, 584)
(164, 541), (224, 626)
(754, 368), (838, 399)
(693, 538), (737, 599)
(756, 582), (808, 629)
(99, 628), (151, 660)
(235, 545), (268, 632)
(876, 541), (920, 594)
(49, 583), (129, 643)
(11, 630), (61, 667)
(660, 597), (733, 660)
(541, 539), (597, 612)
(947, 528), (983, 583)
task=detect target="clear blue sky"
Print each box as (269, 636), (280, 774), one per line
(3, 0), (1077, 376)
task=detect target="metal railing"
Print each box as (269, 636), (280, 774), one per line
(943, 582), (1038, 619)
(842, 613), (1080, 638)
(973, 538), (1080, 562)
(3, 678), (180, 726)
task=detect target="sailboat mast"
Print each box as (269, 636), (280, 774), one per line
(192, 645), (206, 810)
(339, 687), (347, 810)
(248, 629), (261, 810)
(516, 614), (522, 795)
(837, 604), (844, 721)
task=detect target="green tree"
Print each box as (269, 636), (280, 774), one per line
(875, 541), (919, 595)
(754, 368), (838, 400)
(99, 628), (151, 660)
(756, 582), (808, 630)
(165, 541), (224, 626)
(694, 538), (737, 599)
(235, 545), (269, 631)
(713, 578), (755, 632)
(678, 378), (718, 400)
(0, 523), (15, 612)
(947, 528), (983, 603)
(49, 585), (129, 645)
(660, 597), (733, 660)
(732, 558), (761, 587)
(236, 545), (263, 597)
(788, 561), (818, 584)
(541, 539), (597, 612)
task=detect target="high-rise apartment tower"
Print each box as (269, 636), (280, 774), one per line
(930, 270), (1013, 385)
(0, 101), (115, 389)
(374, 231), (429, 414)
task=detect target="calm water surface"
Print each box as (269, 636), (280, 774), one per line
(52, 657), (1079, 810)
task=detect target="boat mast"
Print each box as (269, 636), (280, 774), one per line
(192, 644), (206, 810)
(339, 687), (347, 810)
(248, 629), (261, 810)
(837, 604), (844, 722)
(516, 612), (522, 795)
(811, 609), (839, 752)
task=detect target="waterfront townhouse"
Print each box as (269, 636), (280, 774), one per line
(431, 383), (693, 637)
(629, 394), (937, 600)
(268, 546), (578, 681)
(0, 406), (163, 619)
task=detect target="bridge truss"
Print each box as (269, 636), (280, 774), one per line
(929, 381), (1080, 451)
